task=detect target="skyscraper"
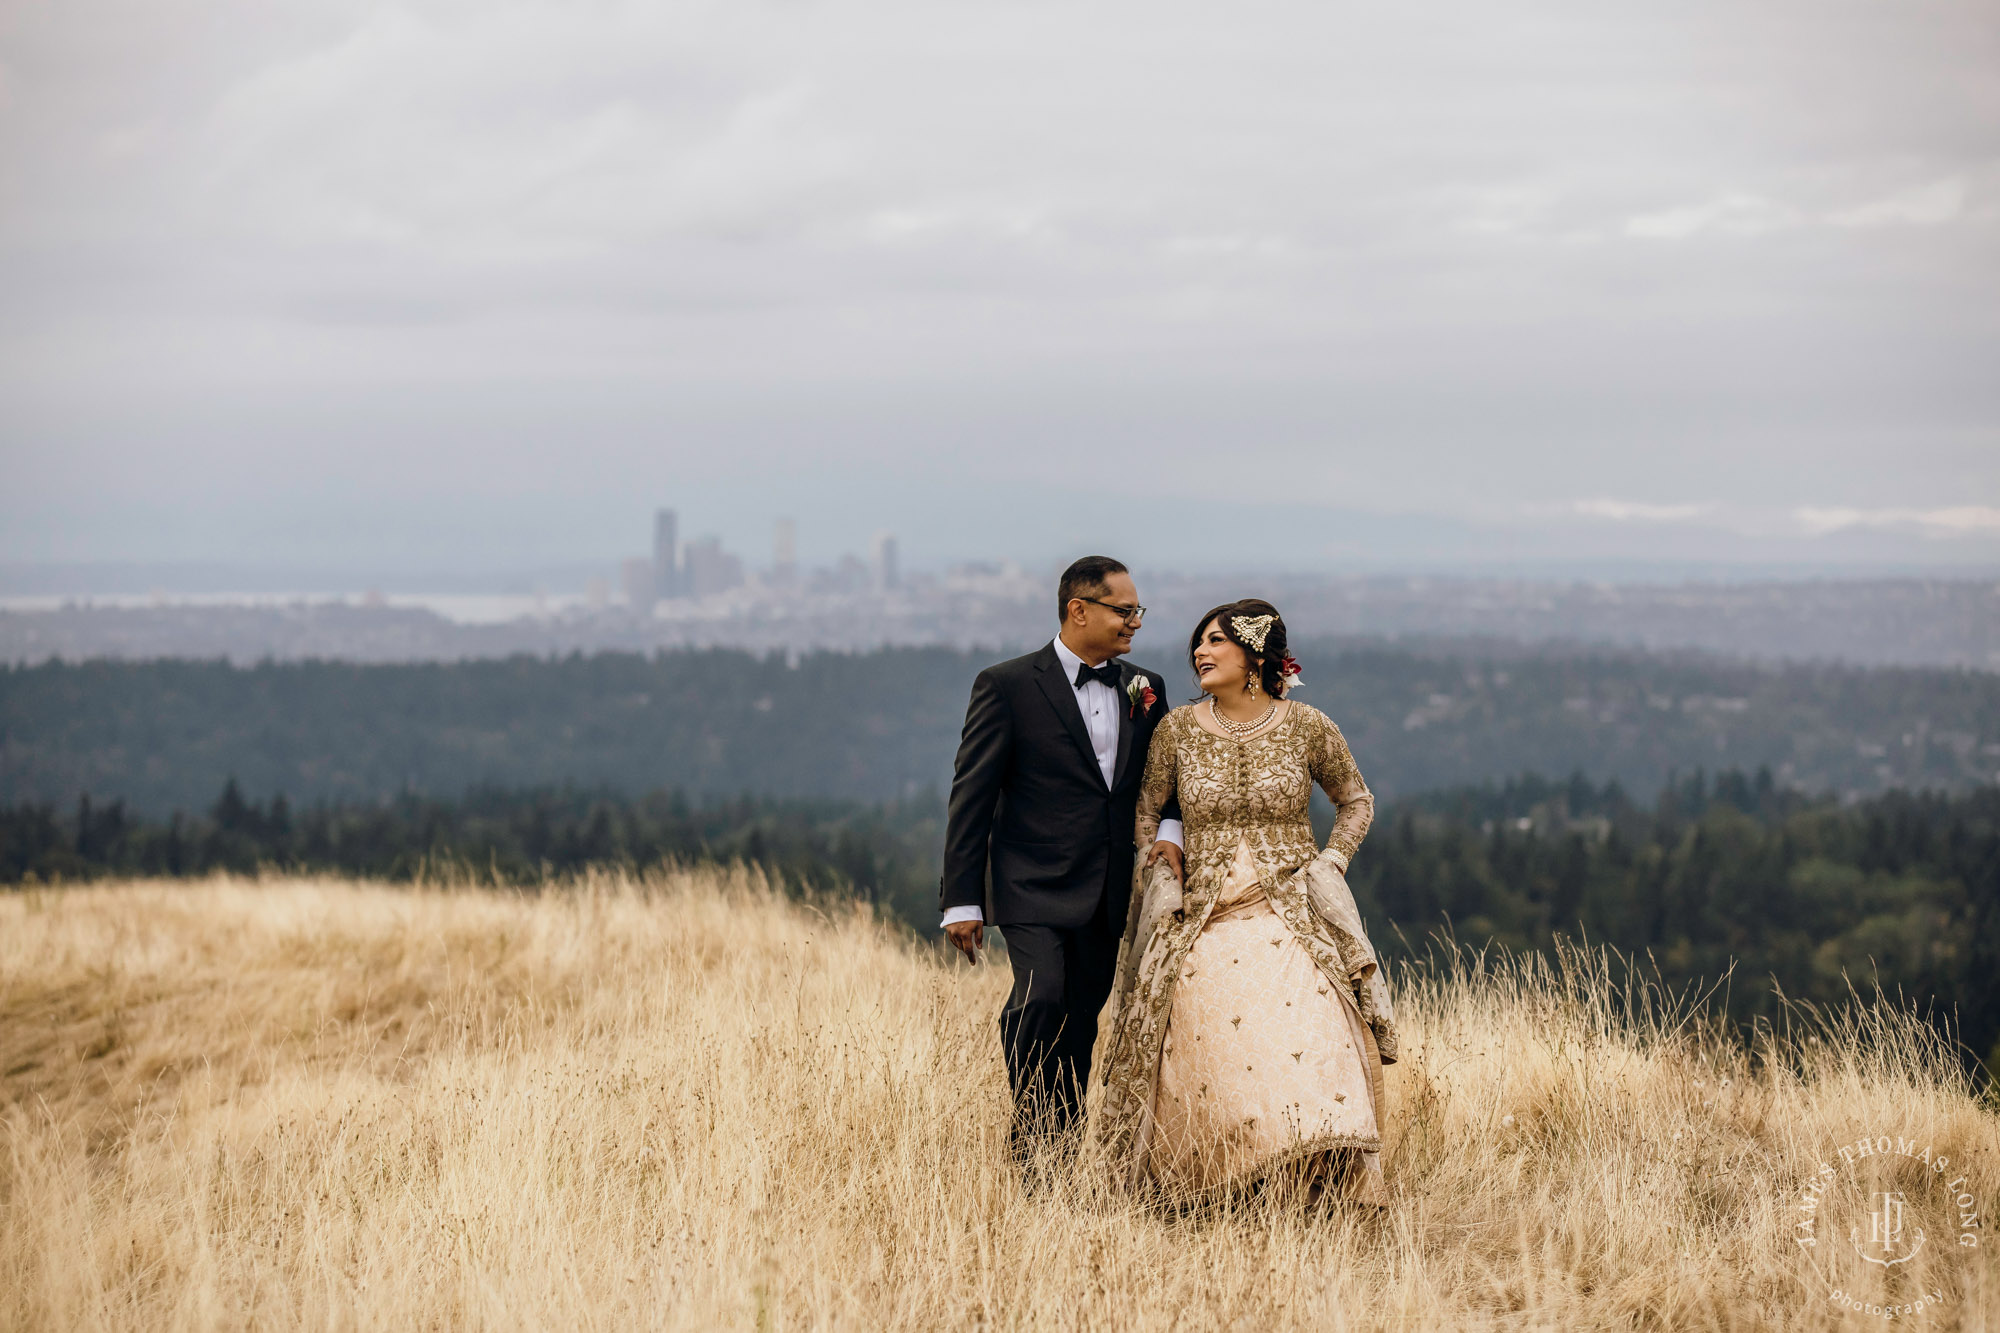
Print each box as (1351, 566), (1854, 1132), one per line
(870, 530), (899, 592)
(772, 517), (798, 587)
(653, 509), (680, 601)
(619, 557), (655, 613)
(683, 536), (745, 599)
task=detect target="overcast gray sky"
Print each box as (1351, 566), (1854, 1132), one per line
(2, 0), (1996, 577)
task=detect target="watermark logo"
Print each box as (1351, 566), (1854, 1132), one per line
(1791, 1131), (1981, 1319)
(1854, 1190), (1924, 1266)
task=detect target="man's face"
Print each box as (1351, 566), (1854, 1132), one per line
(1074, 571), (1144, 661)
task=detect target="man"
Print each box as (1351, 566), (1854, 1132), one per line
(940, 555), (1183, 1165)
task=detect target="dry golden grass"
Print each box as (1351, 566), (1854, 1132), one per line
(2, 870), (1995, 1331)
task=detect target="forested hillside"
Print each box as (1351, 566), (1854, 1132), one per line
(6, 642), (1997, 813)
(2, 782), (942, 920)
(1346, 772), (2000, 1074)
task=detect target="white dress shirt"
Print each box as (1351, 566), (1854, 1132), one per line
(942, 637), (1184, 928)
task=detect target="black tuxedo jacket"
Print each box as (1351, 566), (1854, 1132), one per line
(940, 642), (1178, 930)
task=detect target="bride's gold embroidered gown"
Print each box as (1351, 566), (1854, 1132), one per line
(1095, 701), (1396, 1200)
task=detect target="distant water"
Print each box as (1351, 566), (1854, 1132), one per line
(0, 592), (591, 624)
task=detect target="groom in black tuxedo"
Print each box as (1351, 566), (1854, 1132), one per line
(940, 555), (1182, 1162)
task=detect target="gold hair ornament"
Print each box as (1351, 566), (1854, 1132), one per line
(1231, 614), (1276, 652)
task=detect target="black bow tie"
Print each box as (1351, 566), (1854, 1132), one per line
(1074, 662), (1121, 690)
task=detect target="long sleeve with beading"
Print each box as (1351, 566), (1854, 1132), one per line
(1307, 711), (1373, 871)
(1133, 710), (1179, 849)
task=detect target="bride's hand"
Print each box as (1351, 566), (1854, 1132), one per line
(1143, 840), (1184, 882)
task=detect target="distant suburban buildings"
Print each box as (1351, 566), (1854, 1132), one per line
(7, 572), (1996, 681)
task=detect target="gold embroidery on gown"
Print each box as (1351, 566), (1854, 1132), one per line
(1095, 703), (1394, 1201)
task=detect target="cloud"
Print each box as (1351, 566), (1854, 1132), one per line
(1628, 177), (1975, 240)
(1624, 194), (1799, 240)
(1795, 506), (2000, 538)
(1573, 499), (1717, 523)
(1829, 179), (1968, 228)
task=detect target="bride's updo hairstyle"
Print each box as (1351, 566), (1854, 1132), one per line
(1187, 598), (1292, 698)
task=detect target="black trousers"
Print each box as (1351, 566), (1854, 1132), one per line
(995, 885), (1120, 1159)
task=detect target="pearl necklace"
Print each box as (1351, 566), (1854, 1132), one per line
(1209, 696), (1276, 737)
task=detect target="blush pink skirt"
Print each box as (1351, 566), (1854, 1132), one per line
(1146, 837), (1386, 1201)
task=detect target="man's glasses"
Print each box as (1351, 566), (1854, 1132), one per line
(1079, 597), (1147, 623)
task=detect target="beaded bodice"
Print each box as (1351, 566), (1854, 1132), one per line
(1135, 702), (1373, 904)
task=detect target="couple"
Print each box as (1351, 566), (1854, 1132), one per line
(941, 555), (1396, 1203)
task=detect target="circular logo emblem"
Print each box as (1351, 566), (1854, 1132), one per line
(1790, 1131), (1982, 1319)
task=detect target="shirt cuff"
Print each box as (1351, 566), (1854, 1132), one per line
(940, 905), (984, 928)
(1154, 819), (1184, 849)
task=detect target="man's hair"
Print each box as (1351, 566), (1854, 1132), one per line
(1057, 555), (1129, 623)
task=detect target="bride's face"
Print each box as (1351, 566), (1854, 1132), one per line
(1193, 619), (1252, 696)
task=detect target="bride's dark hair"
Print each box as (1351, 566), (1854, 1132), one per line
(1186, 599), (1290, 698)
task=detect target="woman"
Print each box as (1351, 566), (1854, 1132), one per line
(1095, 600), (1396, 1203)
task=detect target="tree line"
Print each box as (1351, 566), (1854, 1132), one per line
(1, 781), (947, 925)
(6, 768), (1997, 1077)
(1344, 770), (2000, 1078)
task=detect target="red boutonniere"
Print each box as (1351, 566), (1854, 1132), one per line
(1125, 675), (1158, 718)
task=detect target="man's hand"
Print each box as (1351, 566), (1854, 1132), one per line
(945, 919), (984, 961)
(1143, 840), (1184, 881)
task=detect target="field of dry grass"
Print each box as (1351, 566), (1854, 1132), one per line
(2, 870), (1995, 1330)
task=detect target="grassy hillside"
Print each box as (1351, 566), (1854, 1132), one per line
(3, 874), (1994, 1329)
(5, 643), (1997, 814)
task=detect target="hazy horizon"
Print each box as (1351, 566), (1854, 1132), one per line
(6, 552), (2000, 597)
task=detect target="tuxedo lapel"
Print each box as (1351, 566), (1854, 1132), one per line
(1033, 644), (1107, 789)
(1112, 663), (1137, 790)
